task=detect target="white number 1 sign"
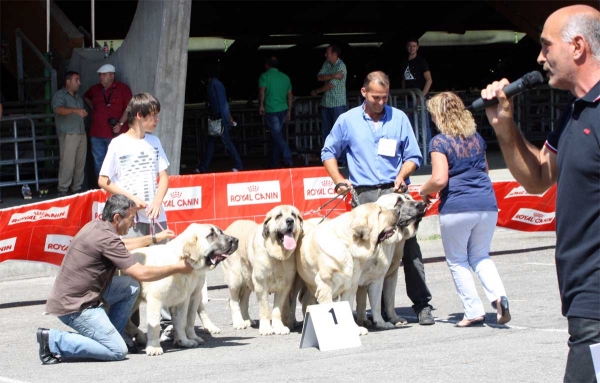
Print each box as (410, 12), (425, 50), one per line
(299, 301), (362, 352)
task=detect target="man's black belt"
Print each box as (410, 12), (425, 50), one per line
(354, 183), (395, 193)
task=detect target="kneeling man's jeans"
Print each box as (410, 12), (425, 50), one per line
(48, 276), (140, 361)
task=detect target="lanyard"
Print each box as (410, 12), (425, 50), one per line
(101, 83), (116, 108)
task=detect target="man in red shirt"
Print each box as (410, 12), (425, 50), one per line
(84, 64), (132, 181)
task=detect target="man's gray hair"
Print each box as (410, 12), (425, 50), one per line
(363, 71), (390, 89)
(562, 13), (600, 61)
(102, 194), (136, 223)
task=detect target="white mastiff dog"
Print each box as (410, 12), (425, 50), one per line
(296, 202), (400, 335)
(222, 205), (303, 335)
(355, 193), (426, 329)
(126, 223), (238, 356)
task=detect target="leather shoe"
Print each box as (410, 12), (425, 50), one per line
(36, 328), (60, 365)
(455, 316), (486, 328)
(418, 307), (435, 325)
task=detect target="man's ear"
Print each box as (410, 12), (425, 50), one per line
(572, 35), (586, 60)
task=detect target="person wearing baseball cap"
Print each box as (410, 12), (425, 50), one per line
(84, 64), (133, 183)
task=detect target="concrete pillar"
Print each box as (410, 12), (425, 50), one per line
(69, 0), (191, 175)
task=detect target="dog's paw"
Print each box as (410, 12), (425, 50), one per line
(374, 321), (395, 330)
(273, 325), (290, 335)
(204, 324), (221, 334)
(145, 346), (164, 356)
(190, 335), (205, 345)
(390, 316), (408, 326)
(356, 318), (372, 327)
(174, 338), (199, 348)
(259, 324), (275, 336)
(232, 320), (250, 330)
(357, 326), (369, 336)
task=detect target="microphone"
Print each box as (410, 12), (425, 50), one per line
(467, 71), (544, 111)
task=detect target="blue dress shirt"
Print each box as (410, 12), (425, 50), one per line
(321, 103), (422, 186)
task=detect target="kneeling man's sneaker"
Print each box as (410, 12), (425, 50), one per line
(418, 307), (435, 325)
(36, 328), (61, 364)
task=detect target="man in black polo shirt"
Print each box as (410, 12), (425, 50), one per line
(481, 5), (600, 383)
(402, 37), (433, 150)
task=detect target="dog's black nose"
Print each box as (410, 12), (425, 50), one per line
(286, 218), (294, 226)
(416, 202), (426, 212)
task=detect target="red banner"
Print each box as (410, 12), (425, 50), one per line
(0, 167), (555, 266)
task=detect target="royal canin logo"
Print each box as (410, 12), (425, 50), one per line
(0, 237), (17, 254)
(505, 186), (546, 199)
(512, 208), (555, 226)
(227, 181), (281, 206)
(9, 206), (70, 225)
(45, 234), (74, 255)
(92, 201), (106, 221)
(163, 187), (202, 211)
(303, 177), (337, 200)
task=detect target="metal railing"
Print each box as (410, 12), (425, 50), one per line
(15, 28), (57, 104)
(181, 86), (568, 169)
(0, 114), (59, 192)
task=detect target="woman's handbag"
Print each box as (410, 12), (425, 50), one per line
(207, 79), (224, 136)
(207, 117), (223, 136)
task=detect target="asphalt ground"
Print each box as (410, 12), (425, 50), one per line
(0, 228), (566, 383)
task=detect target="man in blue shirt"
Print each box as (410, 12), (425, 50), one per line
(196, 64), (243, 173)
(321, 71), (434, 325)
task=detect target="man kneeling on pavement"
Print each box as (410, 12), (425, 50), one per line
(36, 194), (190, 364)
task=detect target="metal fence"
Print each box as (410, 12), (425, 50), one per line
(0, 114), (59, 192)
(182, 86), (571, 168)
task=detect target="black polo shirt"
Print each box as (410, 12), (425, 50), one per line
(545, 80), (600, 320)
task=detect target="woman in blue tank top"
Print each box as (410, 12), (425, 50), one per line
(419, 92), (511, 327)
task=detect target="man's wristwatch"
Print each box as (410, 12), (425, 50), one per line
(118, 122), (124, 127)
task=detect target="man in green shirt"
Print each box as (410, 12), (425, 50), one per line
(51, 71), (88, 197)
(259, 56), (294, 168)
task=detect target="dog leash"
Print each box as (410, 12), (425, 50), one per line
(302, 183), (357, 224)
(149, 218), (166, 244)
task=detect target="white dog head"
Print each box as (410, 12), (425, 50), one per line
(349, 202), (399, 255)
(375, 192), (427, 241)
(181, 223), (239, 270)
(262, 205), (303, 260)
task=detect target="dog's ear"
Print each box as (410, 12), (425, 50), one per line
(182, 233), (199, 260)
(350, 213), (371, 242)
(294, 209), (304, 233)
(394, 194), (405, 209)
(262, 217), (271, 238)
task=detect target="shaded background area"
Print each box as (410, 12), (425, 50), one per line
(45, 0), (564, 103)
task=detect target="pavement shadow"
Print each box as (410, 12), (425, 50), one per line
(0, 299), (46, 309)
(423, 245), (556, 265)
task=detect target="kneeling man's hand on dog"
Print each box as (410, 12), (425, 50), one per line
(156, 229), (175, 243)
(176, 259), (194, 274)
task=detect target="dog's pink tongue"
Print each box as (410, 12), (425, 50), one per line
(283, 233), (296, 250)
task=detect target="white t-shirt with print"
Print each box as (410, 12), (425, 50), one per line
(100, 133), (170, 224)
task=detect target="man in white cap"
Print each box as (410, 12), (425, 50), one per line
(84, 64), (132, 183)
